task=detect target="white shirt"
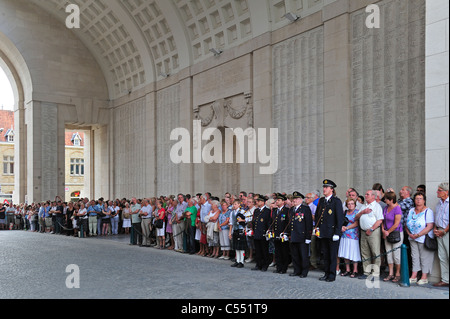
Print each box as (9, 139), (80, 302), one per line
(78, 208), (88, 219)
(140, 204), (152, 219)
(359, 200), (384, 231)
(435, 197), (449, 229)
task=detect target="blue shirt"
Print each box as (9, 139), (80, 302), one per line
(87, 206), (97, 216)
(200, 202), (212, 223)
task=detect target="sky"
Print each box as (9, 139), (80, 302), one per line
(0, 66), (14, 111)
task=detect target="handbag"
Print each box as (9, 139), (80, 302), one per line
(423, 209), (437, 251)
(387, 230), (401, 243)
(424, 234), (438, 251)
(155, 218), (164, 229)
(383, 207), (401, 243)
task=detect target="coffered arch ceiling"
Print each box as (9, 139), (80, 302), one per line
(30, 0), (332, 99)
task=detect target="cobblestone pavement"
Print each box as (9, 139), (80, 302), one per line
(1, 231), (448, 300)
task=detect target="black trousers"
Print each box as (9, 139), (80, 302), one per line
(290, 242), (310, 276)
(186, 223), (196, 254)
(274, 239), (290, 272)
(254, 238), (270, 270)
(132, 222), (142, 245)
(319, 237), (340, 280)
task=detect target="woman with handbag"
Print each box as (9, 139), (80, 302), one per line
(155, 199), (166, 249)
(381, 191), (403, 282)
(406, 192), (435, 285)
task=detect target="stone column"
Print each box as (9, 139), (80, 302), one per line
(425, 0), (449, 206)
(25, 101), (65, 203)
(425, 0), (449, 284)
(13, 100), (26, 204)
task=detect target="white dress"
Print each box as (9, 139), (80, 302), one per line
(122, 208), (131, 228)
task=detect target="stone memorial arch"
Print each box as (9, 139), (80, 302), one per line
(0, 0), (447, 211)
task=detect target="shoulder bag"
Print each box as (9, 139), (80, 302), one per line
(383, 207), (401, 244)
(424, 209), (437, 251)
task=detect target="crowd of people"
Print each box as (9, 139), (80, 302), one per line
(0, 181), (448, 287)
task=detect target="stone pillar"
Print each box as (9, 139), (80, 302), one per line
(25, 101), (65, 203)
(83, 129), (93, 199)
(13, 101), (26, 204)
(425, 0), (449, 207)
(425, 0), (449, 284)
(93, 125), (109, 199)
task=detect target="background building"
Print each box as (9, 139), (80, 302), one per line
(0, 110), (85, 202)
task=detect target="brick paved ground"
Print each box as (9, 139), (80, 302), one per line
(1, 231), (448, 300)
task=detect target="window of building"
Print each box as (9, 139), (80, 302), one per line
(71, 132), (82, 147)
(70, 158), (85, 176)
(4, 129), (14, 143)
(3, 156), (14, 175)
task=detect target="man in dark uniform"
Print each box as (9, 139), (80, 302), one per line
(251, 196), (272, 271)
(315, 180), (344, 282)
(273, 193), (290, 274)
(287, 192), (313, 278)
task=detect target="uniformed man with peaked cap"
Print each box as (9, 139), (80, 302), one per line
(251, 195), (272, 271)
(287, 192), (313, 278)
(314, 179), (344, 282)
(272, 193), (291, 274)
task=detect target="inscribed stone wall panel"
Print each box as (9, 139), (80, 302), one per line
(113, 97), (148, 198)
(350, 0), (425, 192)
(40, 103), (58, 201)
(156, 84), (181, 196)
(272, 26), (324, 193)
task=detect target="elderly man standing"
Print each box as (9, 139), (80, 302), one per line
(355, 190), (384, 279)
(139, 199), (153, 247)
(398, 186), (414, 228)
(130, 198), (142, 246)
(173, 194), (188, 252)
(433, 183), (449, 287)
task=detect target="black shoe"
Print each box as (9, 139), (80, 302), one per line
(237, 263), (244, 268)
(299, 274), (307, 278)
(289, 273), (300, 277)
(231, 262), (239, 267)
(261, 268), (268, 272)
(326, 277), (335, 282)
(252, 267), (261, 271)
(273, 269), (280, 273)
(319, 275), (328, 281)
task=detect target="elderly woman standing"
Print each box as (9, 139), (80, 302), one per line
(406, 192), (435, 285)
(218, 201), (231, 260)
(338, 198), (361, 278)
(382, 191), (403, 282)
(205, 200), (221, 258)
